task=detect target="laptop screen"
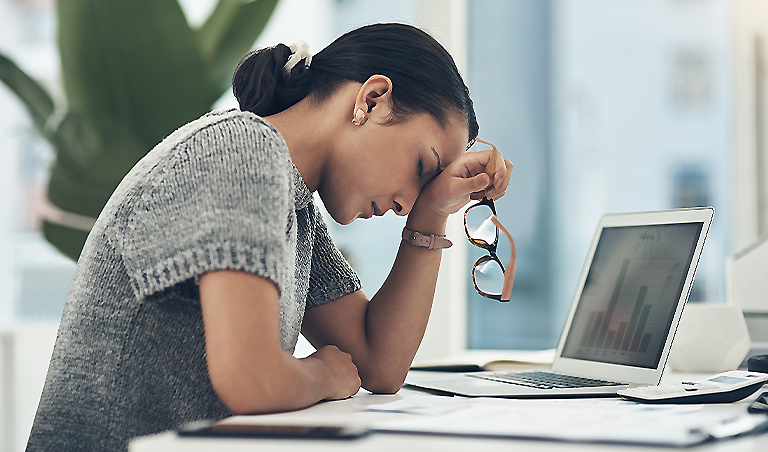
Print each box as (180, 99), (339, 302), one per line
(561, 222), (703, 369)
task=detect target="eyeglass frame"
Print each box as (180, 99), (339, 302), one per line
(465, 197), (516, 301)
(464, 137), (516, 302)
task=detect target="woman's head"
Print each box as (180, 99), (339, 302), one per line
(233, 23), (478, 145)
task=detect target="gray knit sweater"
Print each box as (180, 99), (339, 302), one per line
(26, 109), (361, 451)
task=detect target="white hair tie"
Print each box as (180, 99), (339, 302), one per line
(284, 40), (312, 73)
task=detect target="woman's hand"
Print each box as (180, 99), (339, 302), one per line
(303, 345), (362, 400)
(409, 147), (512, 232)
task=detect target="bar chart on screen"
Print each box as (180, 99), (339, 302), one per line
(578, 259), (674, 354)
(561, 224), (702, 368)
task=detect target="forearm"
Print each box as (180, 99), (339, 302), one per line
(301, 150), (512, 393)
(209, 347), (329, 414)
(200, 270), (359, 415)
(357, 208), (448, 392)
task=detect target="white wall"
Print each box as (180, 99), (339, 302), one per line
(0, 326), (58, 452)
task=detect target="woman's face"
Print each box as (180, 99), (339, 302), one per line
(319, 112), (468, 225)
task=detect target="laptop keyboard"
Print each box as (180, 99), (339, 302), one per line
(469, 371), (629, 390)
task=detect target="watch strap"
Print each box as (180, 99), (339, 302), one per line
(402, 227), (452, 250)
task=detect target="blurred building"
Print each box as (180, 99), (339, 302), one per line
(466, 0), (732, 349)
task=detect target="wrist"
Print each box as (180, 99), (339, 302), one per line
(299, 355), (333, 401)
(406, 200), (448, 236)
(402, 227), (452, 249)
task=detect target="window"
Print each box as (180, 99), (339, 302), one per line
(0, 0), (70, 325)
(465, 0), (732, 350)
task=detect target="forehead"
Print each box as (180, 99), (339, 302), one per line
(408, 113), (468, 163)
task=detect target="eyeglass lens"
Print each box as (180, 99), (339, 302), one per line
(466, 203), (512, 299)
(465, 204), (498, 247)
(474, 257), (506, 296)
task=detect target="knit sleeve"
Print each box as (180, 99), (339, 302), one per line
(306, 206), (362, 308)
(104, 114), (293, 300)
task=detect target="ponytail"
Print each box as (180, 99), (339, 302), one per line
(232, 23), (479, 143)
(232, 44), (313, 117)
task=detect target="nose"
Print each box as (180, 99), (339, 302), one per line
(393, 192), (417, 216)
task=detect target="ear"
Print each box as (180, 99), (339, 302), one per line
(353, 75), (394, 124)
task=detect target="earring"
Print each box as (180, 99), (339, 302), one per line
(352, 108), (367, 126)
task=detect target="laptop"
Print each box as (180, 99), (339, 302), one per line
(406, 207), (715, 398)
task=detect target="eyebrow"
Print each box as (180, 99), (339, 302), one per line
(431, 147), (443, 175)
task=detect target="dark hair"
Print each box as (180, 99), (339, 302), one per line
(232, 23), (478, 143)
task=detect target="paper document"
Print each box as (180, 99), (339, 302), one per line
(369, 395), (746, 447)
(367, 395), (473, 416)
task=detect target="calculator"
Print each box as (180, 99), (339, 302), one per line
(617, 370), (768, 404)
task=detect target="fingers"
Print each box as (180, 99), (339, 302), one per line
(486, 146), (499, 187)
(455, 146), (511, 200)
(485, 155), (510, 198)
(454, 172), (490, 200)
(487, 159), (513, 200)
(312, 345), (361, 400)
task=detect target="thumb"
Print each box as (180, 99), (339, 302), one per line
(461, 172), (489, 194)
(476, 172), (490, 188)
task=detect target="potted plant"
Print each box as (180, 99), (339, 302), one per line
(0, 0), (278, 260)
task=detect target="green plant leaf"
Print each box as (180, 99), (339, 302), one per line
(40, 0), (277, 261)
(51, 112), (148, 185)
(0, 52), (55, 131)
(58, 0), (215, 152)
(42, 221), (89, 261)
(197, 0), (279, 94)
(47, 163), (116, 218)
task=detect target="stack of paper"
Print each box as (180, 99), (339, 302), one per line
(368, 395), (757, 447)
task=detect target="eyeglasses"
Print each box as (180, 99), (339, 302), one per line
(465, 196), (516, 302)
(464, 139), (516, 302)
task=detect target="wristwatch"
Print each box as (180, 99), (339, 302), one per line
(401, 227), (452, 250)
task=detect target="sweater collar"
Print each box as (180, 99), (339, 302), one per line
(292, 166), (313, 209)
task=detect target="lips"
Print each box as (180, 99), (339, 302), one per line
(361, 202), (385, 219)
(358, 203), (373, 220)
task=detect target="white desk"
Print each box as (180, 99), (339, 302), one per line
(130, 372), (768, 452)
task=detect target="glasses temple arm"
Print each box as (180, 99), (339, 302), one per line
(490, 215), (516, 301)
(475, 138), (499, 189)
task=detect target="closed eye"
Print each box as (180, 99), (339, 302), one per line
(432, 147), (443, 176)
(417, 157), (424, 179)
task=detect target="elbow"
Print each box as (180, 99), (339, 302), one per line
(209, 370), (256, 414)
(208, 360), (277, 415)
(364, 383), (402, 395)
(358, 357), (411, 394)
(218, 391), (251, 415)
(213, 376), (284, 415)
(361, 371), (407, 395)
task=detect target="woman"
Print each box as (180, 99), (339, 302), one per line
(27, 23), (512, 451)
